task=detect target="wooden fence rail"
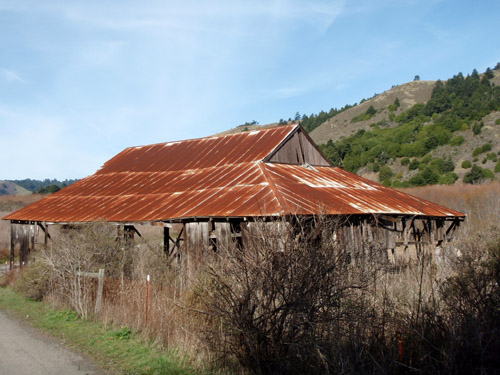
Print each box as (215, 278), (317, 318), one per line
(75, 268), (105, 314)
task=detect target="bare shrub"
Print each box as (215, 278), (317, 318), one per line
(0, 268), (18, 287)
(39, 223), (124, 318)
(197, 216), (500, 375)
(13, 261), (51, 301)
(438, 230), (500, 373)
(200, 217), (386, 374)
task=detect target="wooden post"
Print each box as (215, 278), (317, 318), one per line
(9, 222), (15, 271)
(145, 274), (150, 325)
(20, 224), (29, 267)
(44, 222), (48, 246)
(428, 219), (435, 252)
(123, 225), (135, 245)
(94, 268), (105, 314)
(163, 226), (170, 255)
(30, 222), (35, 251)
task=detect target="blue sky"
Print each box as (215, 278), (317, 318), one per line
(1, 0), (499, 180)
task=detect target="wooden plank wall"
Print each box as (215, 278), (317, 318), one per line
(178, 216), (460, 272)
(269, 130), (330, 166)
(184, 222), (209, 273)
(214, 222), (232, 255)
(246, 221), (291, 252)
(297, 131), (330, 166)
(9, 222), (37, 269)
(336, 216), (459, 266)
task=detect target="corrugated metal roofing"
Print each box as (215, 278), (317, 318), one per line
(97, 125), (296, 174)
(4, 124), (464, 223)
(263, 164), (465, 217)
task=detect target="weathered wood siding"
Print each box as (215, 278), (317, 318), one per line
(184, 222), (209, 271)
(268, 130), (330, 166)
(214, 222), (232, 254)
(9, 222), (36, 268)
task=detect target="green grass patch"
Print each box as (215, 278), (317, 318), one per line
(0, 287), (198, 375)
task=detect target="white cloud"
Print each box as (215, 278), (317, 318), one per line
(0, 67), (25, 83)
(265, 86), (305, 99)
(6, 0), (344, 37)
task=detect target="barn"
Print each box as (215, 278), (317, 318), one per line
(3, 124), (464, 269)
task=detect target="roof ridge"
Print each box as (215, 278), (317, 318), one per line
(123, 124), (299, 150)
(258, 162), (291, 215)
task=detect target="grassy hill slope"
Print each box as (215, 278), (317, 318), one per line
(0, 181), (31, 196)
(310, 80), (435, 145)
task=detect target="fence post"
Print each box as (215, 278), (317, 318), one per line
(94, 268), (105, 314)
(145, 274), (150, 325)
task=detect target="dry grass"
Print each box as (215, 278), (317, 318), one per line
(0, 193), (46, 211)
(402, 181), (500, 233)
(10, 223), (212, 369)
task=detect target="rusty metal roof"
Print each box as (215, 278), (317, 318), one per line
(4, 124), (464, 223)
(263, 163), (465, 217)
(97, 125), (296, 174)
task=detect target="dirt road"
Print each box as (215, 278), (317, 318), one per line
(0, 310), (106, 375)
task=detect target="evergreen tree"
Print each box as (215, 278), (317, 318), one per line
(366, 105), (377, 116)
(485, 67), (494, 79)
(463, 164), (484, 184)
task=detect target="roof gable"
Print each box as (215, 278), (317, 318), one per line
(265, 126), (331, 166)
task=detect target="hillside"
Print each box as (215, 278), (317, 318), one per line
(310, 80), (436, 145)
(317, 67), (500, 187)
(213, 122), (286, 136)
(6, 178), (79, 193)
(0, 180), (31, 196)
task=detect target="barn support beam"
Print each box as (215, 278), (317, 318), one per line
(30, 222), (35, 251)
(9, 222), (14, 271)
(38, 222), (51, 246)
(163, 226), (170, 254)
(20, 224), (29, 267)
(123, 225), (141, 245)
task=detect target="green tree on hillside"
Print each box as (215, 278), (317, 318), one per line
(463, 164), (485, 184)
(35, 184), (61, 194)
(378, 165), (393, 182)
(366, 105), (377, 116)
(389, 97), (400, 112)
